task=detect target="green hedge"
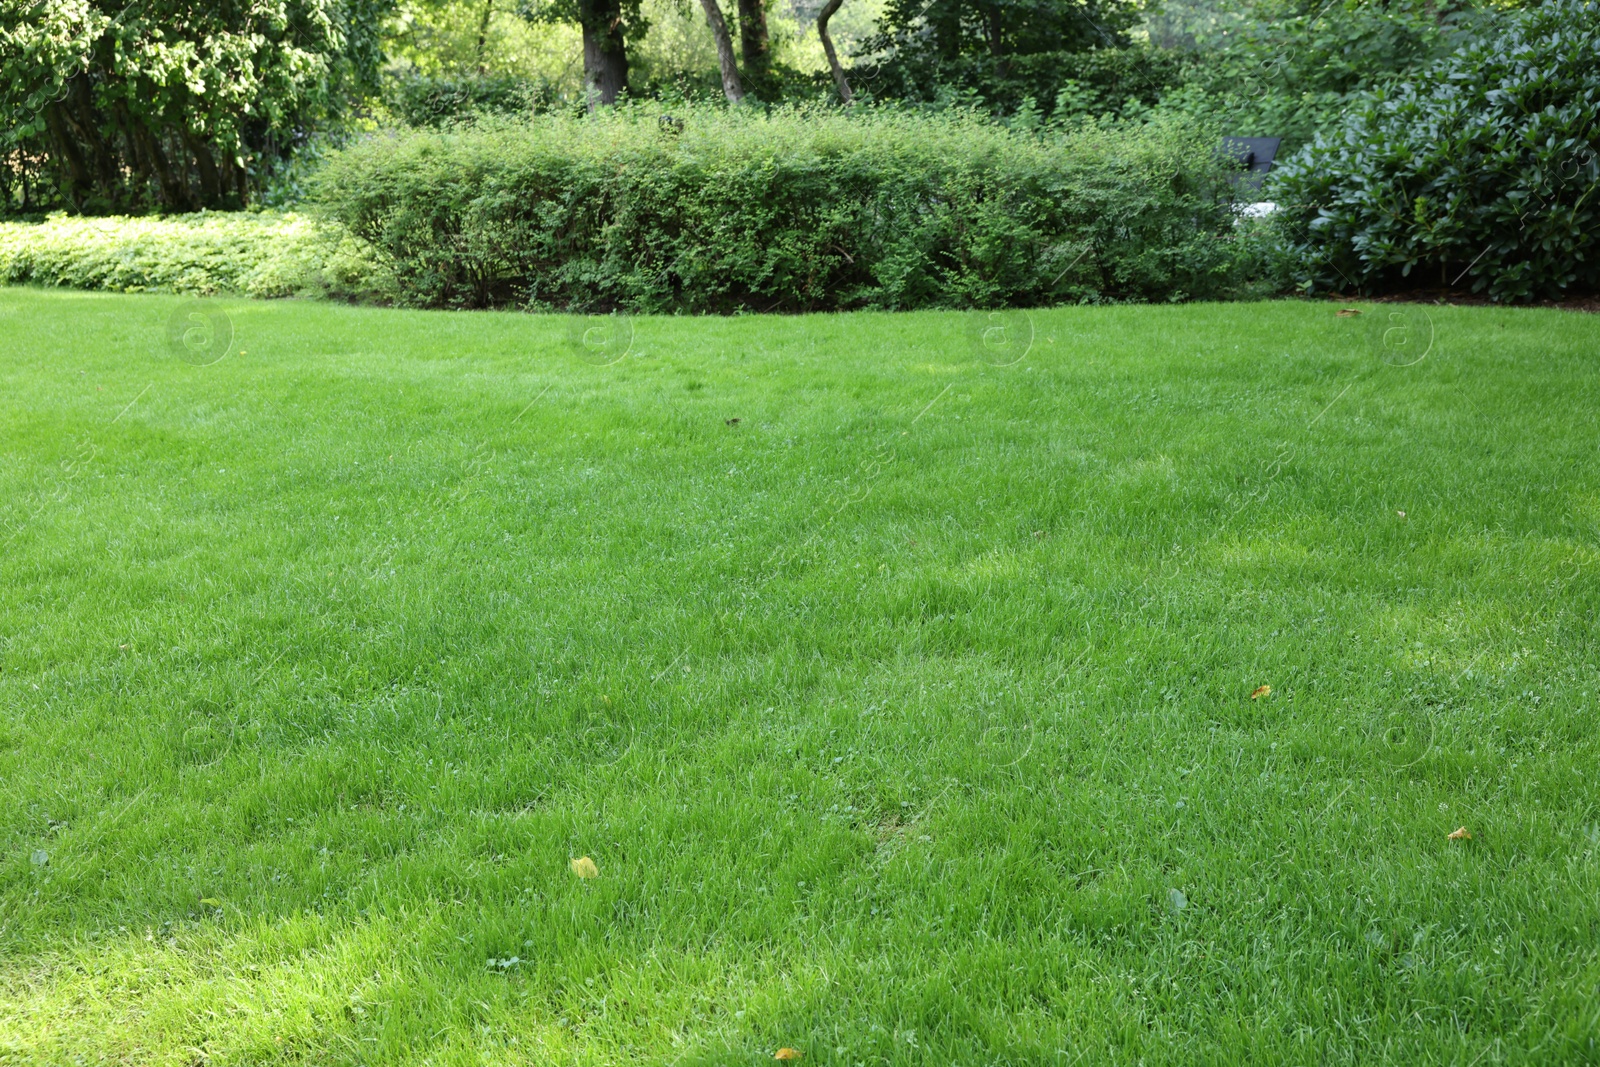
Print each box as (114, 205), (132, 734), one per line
(0, 212), (389, 300)
(1269, 0), (1600, 302)
(313, 105), (1259, 312)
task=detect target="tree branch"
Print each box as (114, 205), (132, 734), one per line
(817, 0), (853, 105)
(698, 0), (745, 104)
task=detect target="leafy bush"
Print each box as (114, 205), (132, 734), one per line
(313, 105), (1258, 312)
(1269, 0), (1600, 302)
(0, 211), (390, 300)
(858, 0), (1144, 116)
(859, 46), (1182, 124)
(386, 73), (569, 128)
(1153, 0), (1477, 153)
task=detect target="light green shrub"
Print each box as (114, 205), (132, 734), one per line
(0, 212), (391, 301)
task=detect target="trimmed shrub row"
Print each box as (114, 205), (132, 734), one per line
(312, 105), (1260, 312)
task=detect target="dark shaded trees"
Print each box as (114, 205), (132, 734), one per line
(0, 0), (389, 215)
(859, 0), (1143, 112)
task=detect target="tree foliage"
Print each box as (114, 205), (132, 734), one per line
(867, 0), (1137, 61)
(1159, 0), (1487, 149)
(857, 0), (1144, 111)
(0, 0), (390, 214)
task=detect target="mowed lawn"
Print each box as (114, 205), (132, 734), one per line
(1, 288), (1598, 1066)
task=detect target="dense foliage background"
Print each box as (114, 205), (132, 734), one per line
(2, 0), (1596, 303)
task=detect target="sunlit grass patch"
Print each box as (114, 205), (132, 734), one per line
(2, 290), (1598, 1063)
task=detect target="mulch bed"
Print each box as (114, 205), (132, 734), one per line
(1320, 290), (1600, 313)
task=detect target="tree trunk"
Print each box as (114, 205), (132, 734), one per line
(476, 0), (494, 72)
(737, 0), (770, 88)
(217, 149), (249, 209)
(985, 7), (1009, 76)
(698, 0), (744, 103)
(136, 120), (188, 211)
(42, 103), (93, 209)
(68, 80), (120, 199)
(113, 101), (159, 210)
(932, 1), (960, 61)
(580, 0), (629, 109)
(817, 0), (853, 105)
(182, 127), (226, 209)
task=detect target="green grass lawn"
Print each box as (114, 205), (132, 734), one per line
(2, 288), (1598, 1065)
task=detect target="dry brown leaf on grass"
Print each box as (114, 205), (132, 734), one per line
(1250, 684), (1272, 700)
(1336, 308), (1362, 317)
(570, 856), (599, 878)
(1448, 827), (1472, 841)
(775, 1050), (803, 1061)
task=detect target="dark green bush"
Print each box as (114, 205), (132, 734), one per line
(313, 105), (1256, 312)
(385, 73), (568, 128)
(1153, 0), (1476, 154)
(1269, 0), (1600, 302)
(858, 46), (1184, 124)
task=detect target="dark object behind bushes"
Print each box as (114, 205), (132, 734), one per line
(314, 106), (1252, 313)
(1270, 0), (1600, 303)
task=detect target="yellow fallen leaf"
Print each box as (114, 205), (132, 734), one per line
(1250, 685), (1272, 700)
(774, 1050), (803, 1061)
(570, 856), (599, 878)
(1447, 827), (1472, 841)
(1336, 308), (1362, 317)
